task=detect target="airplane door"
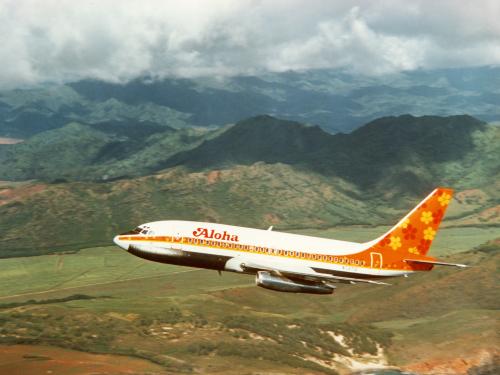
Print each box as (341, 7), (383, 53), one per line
(171, 233), (183, 251)
(370, 252), (383, 270)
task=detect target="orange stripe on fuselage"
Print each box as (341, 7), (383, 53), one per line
(117, 235), (420, 272)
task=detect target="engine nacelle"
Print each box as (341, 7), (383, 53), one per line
(255, 271), (334, 294)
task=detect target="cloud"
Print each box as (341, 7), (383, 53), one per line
(0, 0), (499, 89)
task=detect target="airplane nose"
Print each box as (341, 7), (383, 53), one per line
(113, 235), (127, 250)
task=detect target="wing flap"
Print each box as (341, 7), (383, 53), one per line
(404, 259), (468, 268)
(240, 261), (391, 285)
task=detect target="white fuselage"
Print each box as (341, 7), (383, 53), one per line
(113, 220), (408, 280)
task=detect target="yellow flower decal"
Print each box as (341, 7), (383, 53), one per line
(408, 247), (420, 255)
(389, 236), (402, 250)
(420, 211), (433, 224)
(438, 193), (451, 206)
(401, 218), (410, 229)
(423, 227), (436, 241)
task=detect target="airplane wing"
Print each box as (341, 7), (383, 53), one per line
(404, 259), (469, 268)
(240, 261), (391, 286)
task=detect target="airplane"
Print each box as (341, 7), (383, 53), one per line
(113, 187), (467, 294)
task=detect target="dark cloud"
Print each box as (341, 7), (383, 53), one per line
(1, 0), (499, 89)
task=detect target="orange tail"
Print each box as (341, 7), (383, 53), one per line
(364, 187), (453, 259)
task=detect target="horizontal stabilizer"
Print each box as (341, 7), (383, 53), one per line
(404, 259), (468, 268)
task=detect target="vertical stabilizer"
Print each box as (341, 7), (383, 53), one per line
(364, 187), (453, 257)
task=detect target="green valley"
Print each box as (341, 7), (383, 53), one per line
(0, 236), (497, 374)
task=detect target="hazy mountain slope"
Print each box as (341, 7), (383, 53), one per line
(0, 122), (219, 181)
(54, 66), (500, 131)
(1, 66), (499, 137)
(0, 85), (192, 138)
(0, 123), (115, 181)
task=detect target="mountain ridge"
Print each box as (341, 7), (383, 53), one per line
(164, 114), (495, 195)
(2, 66), (499, 137)
(0, 113), (494, 190)
(0, 113), (497, 257)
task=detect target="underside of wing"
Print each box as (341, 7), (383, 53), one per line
(240, 261), (391, 285)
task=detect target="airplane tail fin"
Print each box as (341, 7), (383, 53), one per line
(365, 187), (453, 257)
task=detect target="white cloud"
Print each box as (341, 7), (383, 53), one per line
(0, 0), (499, 89)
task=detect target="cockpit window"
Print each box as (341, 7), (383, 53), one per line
(120, 225), (154, 236)
(120, 227), (143, 235)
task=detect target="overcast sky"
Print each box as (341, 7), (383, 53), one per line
(1, 0), (499, 89)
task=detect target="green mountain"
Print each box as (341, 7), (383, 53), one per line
(0, 114), (498, 257)
(1, 114), (497, 195)
(166, 114), (497, 196)
(166, 115), (333, 168)
(0, 123), (115, 181)
(0, 121), (220, 181)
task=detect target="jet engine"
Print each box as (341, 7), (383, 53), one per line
(255, 271), (334, 294)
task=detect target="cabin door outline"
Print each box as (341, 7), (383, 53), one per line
(370, 252), (383, 269)
(172, 232), (183, 250)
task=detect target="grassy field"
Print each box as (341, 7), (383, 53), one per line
(0, 226), (498, 374)
(0, 226), (495, 300)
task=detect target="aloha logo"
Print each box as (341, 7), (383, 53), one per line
(192, 228), (239, 242)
